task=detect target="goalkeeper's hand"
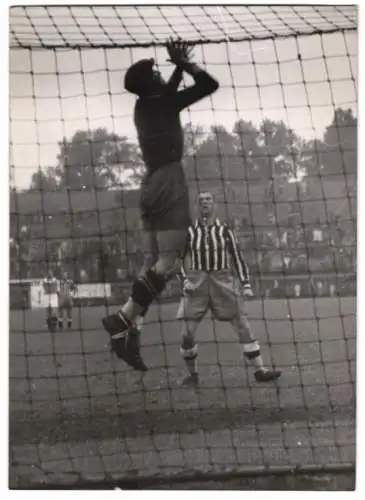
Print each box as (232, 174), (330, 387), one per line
(166, 37), (194, 65)
(242, 283), (255, 299)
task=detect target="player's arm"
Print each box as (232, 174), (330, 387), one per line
(225, 226), (252, 294)
(172, 63), (218, 111)
(165, 66), (183, 94)
(165, 39), (219, 111)
(176, 237), (189, 284)
(177, 231), (196, 294)
(165, 39), (193, 93)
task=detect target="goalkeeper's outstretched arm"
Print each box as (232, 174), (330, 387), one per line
(165, 66), (183, 93)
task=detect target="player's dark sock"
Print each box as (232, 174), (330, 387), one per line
(58, 317), (63, 328)
(67, 319), (72, 329)
(241, 341), (265, 369)
(126, 326), (148, 372)
(181, 343), (198, 379)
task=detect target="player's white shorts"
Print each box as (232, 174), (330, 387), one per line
(176, 270), (246, 322)
(46, 293), (59, 309)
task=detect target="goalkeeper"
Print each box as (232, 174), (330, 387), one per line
(102, 39), (219, 370)
(177, 191), (282, 386)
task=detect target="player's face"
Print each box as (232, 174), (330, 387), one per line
(198, 193), (215, 217)
(143, 61), (166, 94)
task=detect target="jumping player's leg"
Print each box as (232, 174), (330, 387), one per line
(210, 274), (281, 383)
(46, 295), (58, 332)
(46, 305), (54, 326)
(66, 301), (73, 328)
(180, 319), (200, 385)
(176, 279), (208, 385)
(102, 163), (190, 370)
(120, 229), (186, 321)
(103, 229), (186, 370)
(57, 303), (64, 328)
(124, 229), (158, 329)
(230, 304), (281, 383)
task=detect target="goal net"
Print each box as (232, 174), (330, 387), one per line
(9, 5), (357, 490)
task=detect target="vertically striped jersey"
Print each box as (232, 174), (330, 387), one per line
(58, 279), (75, 299)
(41, 277), (59, 295)
(182, 218), (249, 284)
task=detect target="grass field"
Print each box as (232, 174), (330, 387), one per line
(9, 297), (356, 489)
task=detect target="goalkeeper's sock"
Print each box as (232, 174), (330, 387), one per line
(134, 307), (148, 332)
(135, 315), (144, 332)
(181, 344), (198, 375)
(241, 341), (265, 371)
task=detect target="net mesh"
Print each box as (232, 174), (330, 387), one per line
(9, 5), (357, 489)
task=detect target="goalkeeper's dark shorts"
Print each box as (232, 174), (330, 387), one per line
(140, 161), (191, 232)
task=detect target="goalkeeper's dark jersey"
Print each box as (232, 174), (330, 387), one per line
(134, 69), (218, 173)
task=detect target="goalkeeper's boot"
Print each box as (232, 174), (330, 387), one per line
(254, 368), (281, 383)
(126, 326), (148, 372)
(103, 312), (148, 372)
(182, 373), (199, 387)
(103, 311), (130, 363)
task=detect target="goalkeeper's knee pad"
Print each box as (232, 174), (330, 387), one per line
(131, 269), (166, 309)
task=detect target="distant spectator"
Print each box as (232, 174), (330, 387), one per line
(313, 227), (323, 242)
(80, 269), (88, 283)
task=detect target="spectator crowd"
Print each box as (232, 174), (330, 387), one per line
(10, 205), (356, 283)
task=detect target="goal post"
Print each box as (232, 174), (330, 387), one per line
(9, 5), (357, 490)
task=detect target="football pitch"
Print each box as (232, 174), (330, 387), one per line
(9, 297), (356, 488)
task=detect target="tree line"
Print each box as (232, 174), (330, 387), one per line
(28, 107), (357, 192)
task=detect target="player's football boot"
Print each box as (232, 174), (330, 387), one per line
(254, 368), (281, 383)
(182, 373), (199, 387)
(126, 327), (148, 372)
(109, 334), (148, 372)
(103, 313), (148, 372)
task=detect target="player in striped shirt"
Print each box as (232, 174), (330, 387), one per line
(177, 191), (281, 386)
(57, 271), (76, 329)
(41, 270), (59, 332)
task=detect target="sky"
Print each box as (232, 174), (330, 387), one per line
(9, 6), (358, 189)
